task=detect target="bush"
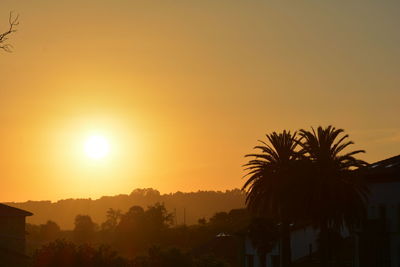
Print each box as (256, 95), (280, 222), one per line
(33, 240), (130, 267)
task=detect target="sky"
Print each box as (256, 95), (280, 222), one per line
(0, 1), (399, 202)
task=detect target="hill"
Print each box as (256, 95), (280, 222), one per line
(6, 188), (246, 229)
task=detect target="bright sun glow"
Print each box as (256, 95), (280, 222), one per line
(84, 135), (110, 159)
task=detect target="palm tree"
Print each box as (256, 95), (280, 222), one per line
(243, 130), (305, 267)
(298, 126), (369, 266)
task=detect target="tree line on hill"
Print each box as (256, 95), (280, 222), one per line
(8, 189), (245, 229)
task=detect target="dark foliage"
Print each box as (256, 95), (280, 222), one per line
(29, 203), (264, 266)
(73, 215), (97, 244)
(298, 126), (369, 266)
(243, 130), (304, 266)
(243, 126), (369, 267)
(33, 240), (129, 267)
(132, 246), (229, 267)
(298, 125), (369, 231)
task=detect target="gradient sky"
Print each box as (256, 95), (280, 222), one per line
(0, 1), (399, 202)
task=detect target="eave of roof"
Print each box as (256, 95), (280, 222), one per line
(364, 154), (400, 183)
(0, 203), (33, 217)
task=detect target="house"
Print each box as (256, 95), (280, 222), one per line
(244, 225), (319, 267)
(357, 154), (400, 267)
(244, 154), (400, 267)
(193, 232), (243, 267)
(0, 203), (33, 266)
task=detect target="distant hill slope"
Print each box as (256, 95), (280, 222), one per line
(6, 188), (246, 229)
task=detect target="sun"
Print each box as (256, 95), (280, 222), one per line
(84, 135), (110, 159)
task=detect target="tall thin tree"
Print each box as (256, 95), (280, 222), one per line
(243, 130), (304, 267)
(298, 126), (369, 266)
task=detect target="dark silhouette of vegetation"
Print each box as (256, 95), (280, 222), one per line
(73, 215), (97, 244)
(33, 240), (129, 267)
(101, 208), (122, 232)
(33, 240), (231, 267)
(133, 246), (192, 267)
(27, 221), (61, 243)
(0, 12), (19, 52)
(40, 221), (61, 242)
(8, 189), (245, 229)
(243, 126), (369, 267)
(198, 217), (207, 225)
(243, 131), (304, 267)
(115, 203), (173, 257)
(29, 205), (255, 266)
(132, 246), (229, 267)
(298, 126), (369, 266)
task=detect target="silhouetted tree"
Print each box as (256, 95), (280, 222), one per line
(145, 246), (192, 267)
(40, 220), (61, 241)
(194, 256), (229, 267)
(228, 209), (251, 231)
(132, 246), (229, 267)
(198, 218), (207, 225)
(0, 12), (18, 52)
(298, 126), (369, 267)
(73, 215), (97, 244)
(209, 212), (229, 226)
(101, 208), (122, 232)
(115, 203), (173, 257)
(145, 202), (174, 232)
(207, 209), (251, 235)
(33, 240), (128, 267)
(243, 131), (304, 267)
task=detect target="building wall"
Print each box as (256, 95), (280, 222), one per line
(244, 237), (261, 267)
(363, 182), (400, 267)
(244, 227), (319, 267)
(243, 181), (400, 267)
(0, 216), (27, 254)
(290, 227), (318, 262)
(368, 182), (400, 232)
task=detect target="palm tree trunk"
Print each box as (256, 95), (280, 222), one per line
(320, 222), (329, 267)
(280, 220), (291, 267)
(259, 252), (267, 267)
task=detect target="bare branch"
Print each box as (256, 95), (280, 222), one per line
(0, 12), (19, 52)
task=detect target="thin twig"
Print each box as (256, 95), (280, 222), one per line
(0, 12), (19, 52)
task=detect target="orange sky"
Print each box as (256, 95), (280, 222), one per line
(0, 1), (399, 202)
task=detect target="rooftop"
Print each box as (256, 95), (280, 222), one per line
(0, 203), (33, 217)
(365, 155), (400, 183)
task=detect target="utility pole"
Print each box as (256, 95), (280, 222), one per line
(183, 208), (186, 225)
